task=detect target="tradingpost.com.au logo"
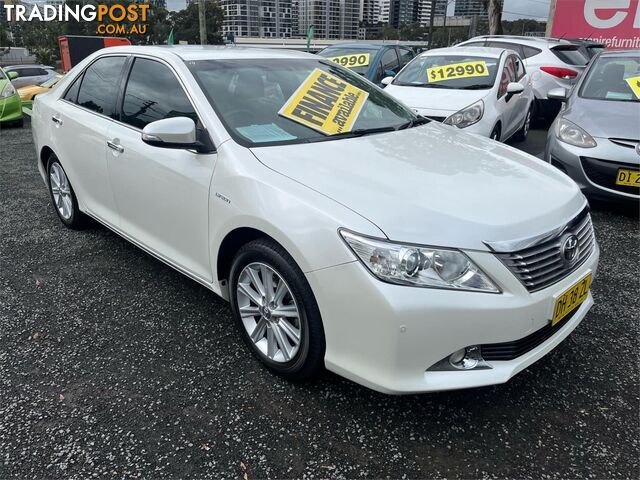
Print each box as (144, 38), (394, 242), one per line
(3, 0), (150, 35)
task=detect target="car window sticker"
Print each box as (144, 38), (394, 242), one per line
(278, 69), (369, 136)
(427, 60), (489, 83)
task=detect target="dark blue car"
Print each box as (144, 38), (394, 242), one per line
(317, 43), (417, 86)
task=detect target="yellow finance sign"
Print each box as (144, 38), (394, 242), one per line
(278, 69), (369, 136)
(625, 76), (640, 99)
(427, 61), (489, 83)
(327, 53), (371, 68)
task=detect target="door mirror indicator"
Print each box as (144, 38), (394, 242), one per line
(141, 117), (216, 153)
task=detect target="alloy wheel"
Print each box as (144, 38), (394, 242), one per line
(49, 163), (73, 220)
(523, 110), (531, 138)
(236, 262), (302, 363)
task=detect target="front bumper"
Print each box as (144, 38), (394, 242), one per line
(545, 129), (640, 202)
(0, 94), (23, 123)
(307, 244), (599, 394)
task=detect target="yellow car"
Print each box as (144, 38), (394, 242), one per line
(18, 74), (63, 108)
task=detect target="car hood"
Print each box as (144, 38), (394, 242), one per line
(251, 123), (585, 250)
(564, 97), (640, 139)
(18, 85), (44, 97)
(384, 84), (489, 114)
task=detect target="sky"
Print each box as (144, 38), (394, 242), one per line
(166, 0), (552, 21)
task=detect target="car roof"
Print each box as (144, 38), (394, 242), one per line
(99, 45), (318, 61)
(464, 35), (574, 47)
(3, 64), (52, 69)
(597, 49), (640, 57)
(320, 42), (408, 49)
(423, 46), (506, 59)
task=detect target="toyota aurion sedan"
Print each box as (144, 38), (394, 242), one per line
(545, 50), (640, 203)
(383, 47), (534, 142)
(32, 46), (599, 394)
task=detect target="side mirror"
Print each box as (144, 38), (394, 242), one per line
(547, 87), (568, 102)
(381, 76), (394, 86)
(7, 71), (18, 80)
(141, 117), (215, 153)
(506, 82), (524, 94)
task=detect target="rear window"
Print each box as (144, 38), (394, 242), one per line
(552, 46), (589, 66)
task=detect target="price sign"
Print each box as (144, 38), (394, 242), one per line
(625, 76), (640, 99)
(427, 61), (489, 83)
(327, 53), (371, 69)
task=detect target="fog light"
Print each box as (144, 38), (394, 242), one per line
(449, 345), (483, 370)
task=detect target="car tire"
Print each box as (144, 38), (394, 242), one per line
(46, 154), (88, 229)
(229, 238), (326, 381)
(513, 106), (532, 142)
(490, 124), (501, 142)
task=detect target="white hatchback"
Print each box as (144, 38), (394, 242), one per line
(383, 47), (535, 142)
(32, 46), (598, 394)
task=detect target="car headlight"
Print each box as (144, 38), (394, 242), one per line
(444, 100), (484, 129)
(555, 118), (596, 148)
(340, 230), (500, 293)
(0, 82), (16, 99)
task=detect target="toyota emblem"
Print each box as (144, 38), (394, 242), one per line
(561, 234), (580, 265)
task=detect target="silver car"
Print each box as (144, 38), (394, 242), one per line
(544, 50), (640, 203)
(2, 64), (57, 89)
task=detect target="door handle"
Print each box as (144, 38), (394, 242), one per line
(107, 140), (124, 154)
(51, 115), (63, 126)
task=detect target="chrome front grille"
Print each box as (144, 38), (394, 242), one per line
(495, 210), (596, 292)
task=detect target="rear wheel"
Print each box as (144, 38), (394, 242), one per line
(229, 239), (325, 381)
(46, 154), (88, 229)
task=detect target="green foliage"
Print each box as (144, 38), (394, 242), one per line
(5, 0), (224, 66)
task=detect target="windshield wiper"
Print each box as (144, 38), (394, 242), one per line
(397, 116), (431, 130)
(305, 126), (398, 143)
(459, 84), (491, 90)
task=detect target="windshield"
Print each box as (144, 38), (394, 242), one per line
(579, 56), (640, 102)
(187, 58), (419, 147)
(317, 47), (379, 76)
(392, 55), (499, 90)
(39, 76), (60, 88)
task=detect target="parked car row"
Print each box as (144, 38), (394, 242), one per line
(31, 45), (604, 394)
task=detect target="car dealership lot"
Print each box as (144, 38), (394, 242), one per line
(0, 121), (638, 478)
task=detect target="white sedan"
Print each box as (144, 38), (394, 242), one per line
(383, 47), (535, 142)
(32, 46), (598, 394)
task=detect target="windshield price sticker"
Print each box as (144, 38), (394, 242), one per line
(279, 69), (369, 136)
(327, 53), (371, 68)
(625, 76), (640, 99)
(427, 61), (489, 83)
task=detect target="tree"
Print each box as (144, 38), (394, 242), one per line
(481, 0), (504, 35)
(170, 2), (223, 45)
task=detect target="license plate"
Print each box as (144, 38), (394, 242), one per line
(551, 273), (592, 326)
(615, 169), (640, 187)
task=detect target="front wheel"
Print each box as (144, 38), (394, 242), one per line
(490, 124), (501, 141)
(513, 106), (532, 142)
(229, 239), (325, 381)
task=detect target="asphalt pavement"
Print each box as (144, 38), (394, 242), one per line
(0, 120), (638, 479)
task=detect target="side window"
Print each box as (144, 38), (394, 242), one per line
(121, 57), (198, 130)
(381, 48), (400, 74)
(513, 56), (526, 80)
(498, 57), (516, 98)
(63, 74), (83, 103)
(77, 56), (127, 118)
(463, 41), (487, 48)
(23, 68), (41, 77)
(487, 41), (525, 59)
(522, 46), (542, 59)
(397, 47), (414, 67)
